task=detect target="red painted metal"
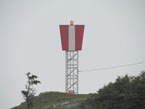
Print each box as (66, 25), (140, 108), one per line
(59, 25), (69, 50)
(59, 25), (84, 51)
(75, 25), (84, 50)
(68, 90), (75, 94)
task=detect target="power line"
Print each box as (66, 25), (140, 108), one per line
(79, 61), (145, 72)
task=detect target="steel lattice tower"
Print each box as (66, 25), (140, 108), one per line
(65, 51), (79, 94)
(59, 21), (84, 94)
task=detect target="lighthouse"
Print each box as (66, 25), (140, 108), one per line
(59, 21), (85, 94)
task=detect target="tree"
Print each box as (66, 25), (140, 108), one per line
(80, 71), (145, 109)
(21, 72), (41, 109)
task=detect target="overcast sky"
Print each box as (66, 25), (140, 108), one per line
(0, 0), (145, 108)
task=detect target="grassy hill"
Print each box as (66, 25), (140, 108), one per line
(12, 72), (145, 109)
(12, 92), (89, 109)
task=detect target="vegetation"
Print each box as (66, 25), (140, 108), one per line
(80, 71), (145, 109)
(12, 92), (88, 109)
(12, 71), (145, 109)
(21, 72), (41, 109)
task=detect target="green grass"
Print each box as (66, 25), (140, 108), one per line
(11, 91), (88, 109)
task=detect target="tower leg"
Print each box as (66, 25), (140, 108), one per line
(65, 51), (79, 94)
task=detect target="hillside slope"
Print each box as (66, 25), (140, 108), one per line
(12, 92), (88, 109)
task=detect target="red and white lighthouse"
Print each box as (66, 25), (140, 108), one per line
(59, 21), (85, 94)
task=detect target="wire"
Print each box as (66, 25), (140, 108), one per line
(79, 61), (145, 72)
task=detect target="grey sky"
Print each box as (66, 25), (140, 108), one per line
(0, 0), (145, 108)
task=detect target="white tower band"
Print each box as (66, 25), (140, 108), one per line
(65, 51), (79, 94)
